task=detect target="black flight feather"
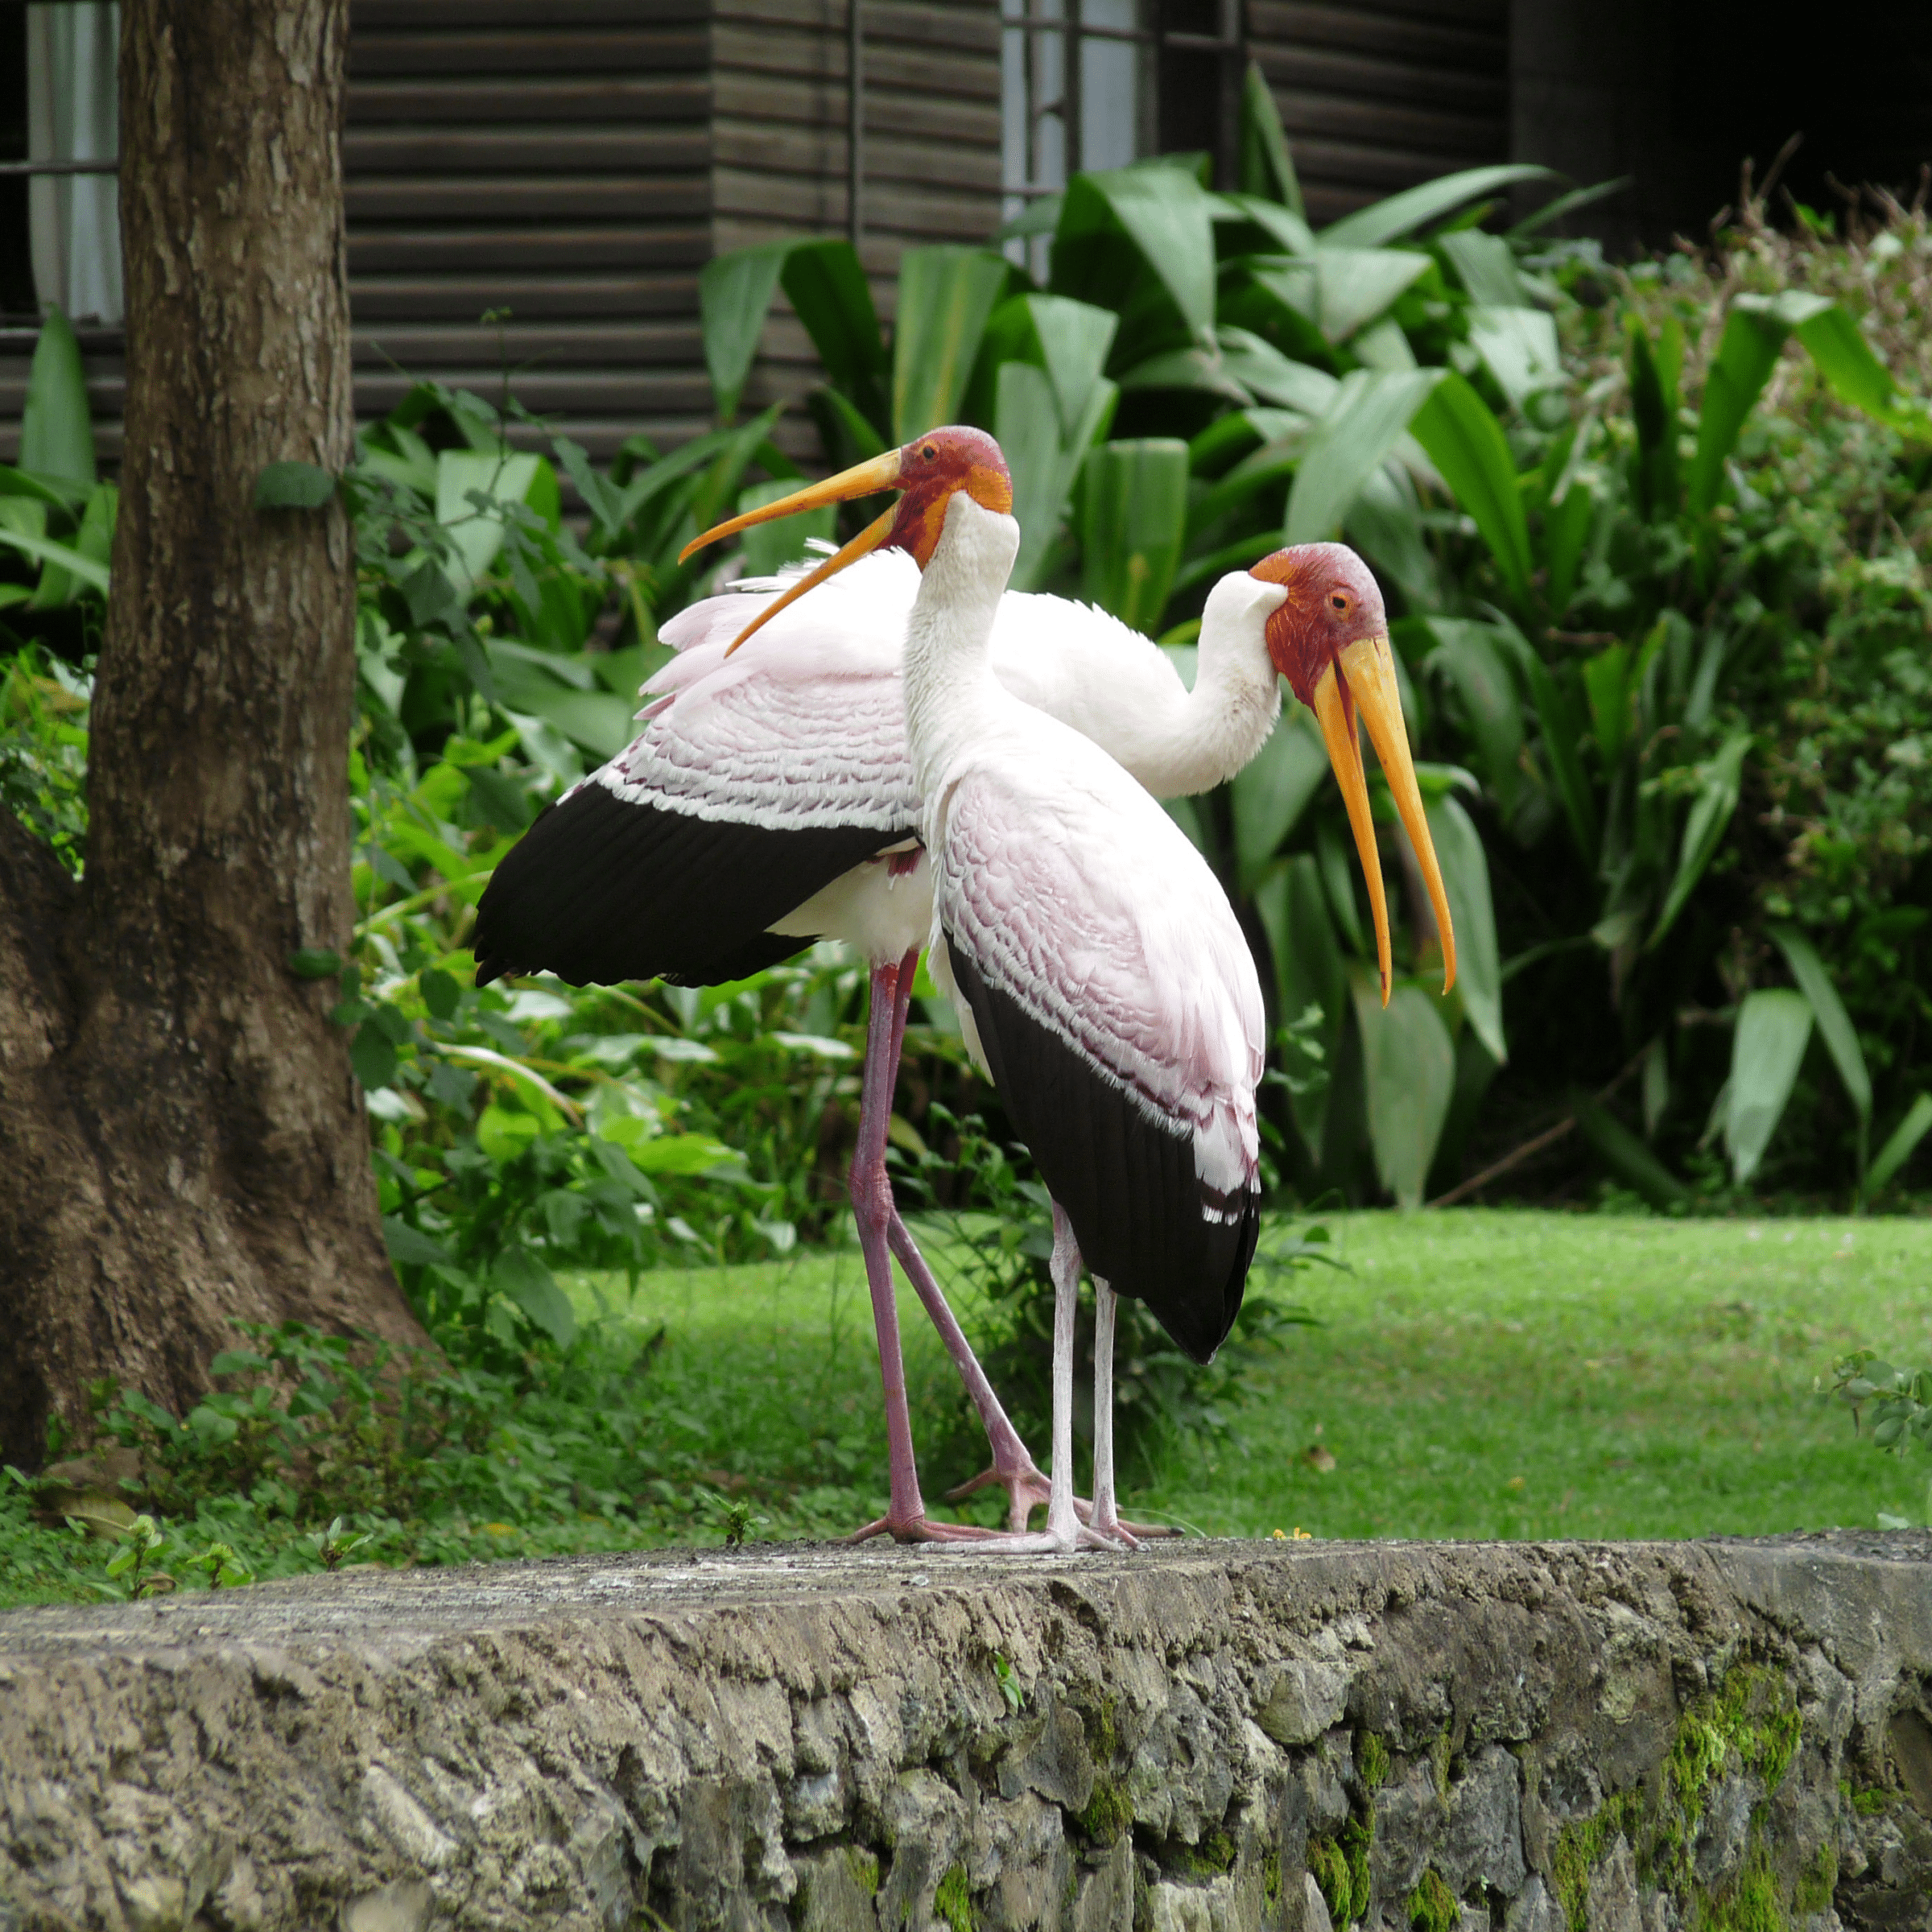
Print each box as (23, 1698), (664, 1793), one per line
(474, 780), (907, 989)
(945, 932), (1259, 1364)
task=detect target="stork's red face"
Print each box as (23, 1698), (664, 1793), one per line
(1249, 543), (1455, 1005)
(679, 427), (1013, 651)
(1250, 543), (1388, 708)
(876, 427), (1013, 566)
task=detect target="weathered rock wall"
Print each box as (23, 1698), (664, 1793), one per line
(1, 1535), (1928, 1932)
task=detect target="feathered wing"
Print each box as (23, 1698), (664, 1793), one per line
(474, 576), (923, 988)
(659, 551), (1191, 783)
(473, 787), (896, 988)
(477, 551), (1200, 989)
(932, 753), (1265, 1362)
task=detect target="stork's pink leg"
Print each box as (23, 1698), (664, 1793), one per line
(863, 952), (1049, 1528)
(887, 1220), (1052, 1530)
(845, 952), (1165, 1546)
(1088, 1280), (1137, 1549)
(846, 950), (996, 1546)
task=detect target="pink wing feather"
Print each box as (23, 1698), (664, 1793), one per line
(596, 551), (921, 830)
(935, 759), (1264, 1203)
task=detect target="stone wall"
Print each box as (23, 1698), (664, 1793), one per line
(1, 1534), (1929, 1932)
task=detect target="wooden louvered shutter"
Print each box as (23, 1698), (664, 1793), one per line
(716, 0), (1004, 454)
(1245, 0), (1509, 224)
(346, 1), (715, 461)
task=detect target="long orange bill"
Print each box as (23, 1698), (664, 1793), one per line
(679, 447), (906, 655)
(1311, 663), (1394, 1005)
(1311, 637), (1457, 1005)
(1340, 634), (1455, 997)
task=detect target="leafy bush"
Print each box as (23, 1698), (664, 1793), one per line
(704, 85), (1932, 1209)
(0, 644), (88, 869)
(1829, 1348), (1932, 1527)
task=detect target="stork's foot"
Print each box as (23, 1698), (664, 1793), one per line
(944, 1461), (1180, 1542)
(844, 1512), (1012, 1546)
(946, 1519), (1125, 1555)
(943, 1457), (1054, 1533)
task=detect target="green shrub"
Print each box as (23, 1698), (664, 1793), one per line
(1830, 1348), (1932, 1525)
(700, 93), (1932, 1210)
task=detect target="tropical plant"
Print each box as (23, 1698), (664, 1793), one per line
(701, 76), (1932, 1208)
(0, 307), (114, 657)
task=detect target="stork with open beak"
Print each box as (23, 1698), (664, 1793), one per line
(687, 429), (1453, 1549)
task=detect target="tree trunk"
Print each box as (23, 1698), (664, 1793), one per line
(0, 0), (422, 1469)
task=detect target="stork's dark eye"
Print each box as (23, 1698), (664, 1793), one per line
(921, 444), (938, 462)
(1328, 591), (1352, 616)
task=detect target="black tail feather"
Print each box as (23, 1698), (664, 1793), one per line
(474, 781), (904, 989)
(947, 935), (1258, 1364)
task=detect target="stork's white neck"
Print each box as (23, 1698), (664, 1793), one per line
(902, 493), (1023, 801)
(1124, 570), (1287, 797)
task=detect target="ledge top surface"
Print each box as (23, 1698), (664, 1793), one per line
(0, 1529), (1925, 1662)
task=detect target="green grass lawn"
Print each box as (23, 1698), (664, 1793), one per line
(596, 1209), (1932, 1543)
(1139, 1212), (1932, 1541)
(2, 1212), (1926, 1612)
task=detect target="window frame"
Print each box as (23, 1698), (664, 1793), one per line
(1001, 0), (1245, 207)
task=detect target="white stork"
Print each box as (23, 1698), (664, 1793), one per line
(691, 427), (1454, 1549)
(474, 432), (1452, 1542)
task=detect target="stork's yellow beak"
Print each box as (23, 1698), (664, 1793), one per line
(679, 448), (906, 654)
(1310, 635), (1455, 1005)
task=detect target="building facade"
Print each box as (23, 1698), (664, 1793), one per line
(0, 0), (1511, 469)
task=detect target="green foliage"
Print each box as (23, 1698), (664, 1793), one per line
(1830, 1348), (1932, 1505)
(703, 122), (1932, 1208)
(0, 646), (89, 871)
(993, 1651), (1024, 1714)
(716, 1496), (767, 1547)
(20, 304), (95, 487)
(101, 1513), (167, 1600)
(1726, 992), (1815, 1185)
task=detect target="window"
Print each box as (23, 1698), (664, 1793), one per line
(2, 2), (122, 327)
(1000, 0), (1242, 269)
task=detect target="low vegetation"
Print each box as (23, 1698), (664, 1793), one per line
(2, 1212), (1923, 1609)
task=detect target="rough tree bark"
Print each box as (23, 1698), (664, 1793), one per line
(0, 0), (422, 1468)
